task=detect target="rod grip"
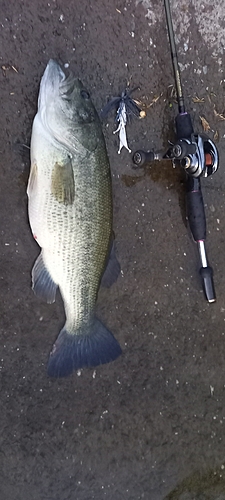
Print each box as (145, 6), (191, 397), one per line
(175, 113), (194, 139)
(186, 177), (206, 241)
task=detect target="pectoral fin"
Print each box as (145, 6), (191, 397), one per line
(32, 252), (58, 304)
(27, 162), (38, 197)
(51, 157), (75, 205)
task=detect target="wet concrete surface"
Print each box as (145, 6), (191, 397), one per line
(1, 0), (225, 499)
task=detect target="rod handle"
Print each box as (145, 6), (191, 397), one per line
(186, 177), (206, 241)
(175, 113), (194, 139)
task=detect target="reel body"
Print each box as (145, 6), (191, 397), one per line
(168, 134), (219, 178)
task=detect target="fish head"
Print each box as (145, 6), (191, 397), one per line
(38, 60), (101, 152)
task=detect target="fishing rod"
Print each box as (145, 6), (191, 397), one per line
(133, 0), (219, 303)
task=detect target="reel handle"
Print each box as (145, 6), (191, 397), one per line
(133, 150), (155, 167)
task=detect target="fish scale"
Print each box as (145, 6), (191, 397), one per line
(27, 60), (122, 377)
(46, 158), (111, 329)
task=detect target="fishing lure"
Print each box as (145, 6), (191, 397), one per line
(102, 89), (143, 154)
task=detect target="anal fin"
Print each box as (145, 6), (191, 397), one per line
(32, 252), (57, 304)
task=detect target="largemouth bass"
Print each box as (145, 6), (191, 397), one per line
(27, 59), (122, 377)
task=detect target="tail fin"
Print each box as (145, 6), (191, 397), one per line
(47, 317), (122, 378)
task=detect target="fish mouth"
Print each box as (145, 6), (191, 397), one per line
(38, 59), (66, 109)
(38, 59), (80, 109)
(43, 59), (65, 82)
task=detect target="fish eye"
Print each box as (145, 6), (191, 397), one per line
(80, 89), (90, 100)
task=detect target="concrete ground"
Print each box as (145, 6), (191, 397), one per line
(1, 0), (225, 499)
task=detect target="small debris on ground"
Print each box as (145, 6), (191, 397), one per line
(1, 64), (18, 77)
(214, 107), (225, 120)
(200, 115), (210, 132)
(192, 95), (205, 103)
(213, 130), (219, 142)
(146, 92), (163, 108)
